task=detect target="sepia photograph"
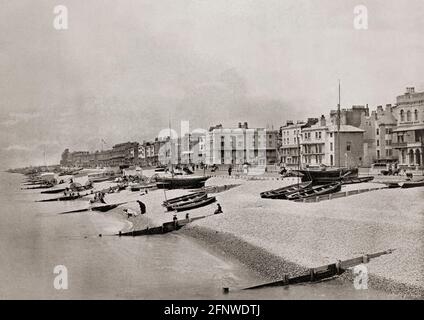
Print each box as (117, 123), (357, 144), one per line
(0, 0), (423, 307)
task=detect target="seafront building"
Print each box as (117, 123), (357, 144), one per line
(359, 104), (398, 167)
(59, 87), (423, 172)
(280, 118), (318, 168)
(60, 142), (139, 168)
(205, 122), (279, 167)
(299, 115), (365, 168)
(392, 87), (424, 168)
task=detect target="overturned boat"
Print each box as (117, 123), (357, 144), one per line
(286, 182), (342, 201)
(156, 175), (209, 189)
(293, 167), (358, 185)
(260, 181), (312, 199)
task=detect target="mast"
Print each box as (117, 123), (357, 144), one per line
(168, 117), (174, 177)
(337, 80), (341, 168)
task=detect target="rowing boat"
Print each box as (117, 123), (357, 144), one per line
(37, 194), (82, 202)
(165, 193), (208, 211)
(91, 202), (127, 212)
(156, 176), (209, 189)
(171, 196), (216, 212)
(341, 176), (374, 185)
(163, 192), (206, 207)
(286, 182), (342, 201)
(400, 178), (424, 189)
(260, 181), (312, 199)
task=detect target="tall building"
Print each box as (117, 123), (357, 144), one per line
(392, 87), (424, 168)
(300, 115), (364, 167)
(60, 141), (139, 168)
(205, 122), (278, 166)
(360, 104), (398, 166)
(280, 118), (318, 168)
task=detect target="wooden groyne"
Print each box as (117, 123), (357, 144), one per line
(117, 215), (213, 237)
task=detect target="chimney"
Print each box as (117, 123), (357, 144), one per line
(243, 122), (248, 129)
(286, 120), (294, 126)
(406, 87), (415, 94)
(238, 122), (242, 128)
(385, 104), (392, 112)
(377, 105), (383, 113)
(320, 115), (326, 127)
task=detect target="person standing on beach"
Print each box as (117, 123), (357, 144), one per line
(137, 200), (146, 214)
(228, 165), (232, 176)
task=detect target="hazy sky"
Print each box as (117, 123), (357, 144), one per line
(1, 0), (423, 168)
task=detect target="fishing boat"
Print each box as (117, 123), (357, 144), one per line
(260, 181), (312, 199)
(341, 176), (374, 185)
(286, 182), (342, 201)
(170, 196), (216, 212)
(91, 202), (127, 212)
(156, 175), (209, 189)
(40, 186), (68, 194)
(293, 167), (358, 185)
(22, 183), (55, 190)
(400, 178), (424, 189)
(189, 184), (241, 194)
(165, 193), (208, 211)
(163, 191), (206, 207)
(87, 170), (117, 183)
(37, 194), (83, 202)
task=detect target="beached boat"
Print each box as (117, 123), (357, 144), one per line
(286, 182), (342, 201)
(156, 175), (209, 189)
(341, 176), (374, 185)
(37, 194), (82, 202)
(91, 202), (126, 212)
(189, 184), (241, 194)
(400, 178), (424, 189)
(87, 170), (117, 183)
(40, 186), (67, 194)
(22, 183), (54, 190)
(293, 167), (358, 185)
(171, 196), (216, 212)
(260, 181), (312, 199)
(164, 193), (207, 211)
(163, 191), (206, 206)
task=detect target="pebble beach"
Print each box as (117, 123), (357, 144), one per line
(98, 172), (424, 299)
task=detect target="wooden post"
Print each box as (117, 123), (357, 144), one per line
(310, 269), (315, 282)
(283, 274), (289, 285)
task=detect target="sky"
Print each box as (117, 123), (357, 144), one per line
(1, 0), (424, 168)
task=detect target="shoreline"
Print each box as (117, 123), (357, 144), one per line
(65, 174), (423, 299)
(180, 224), (423, 299)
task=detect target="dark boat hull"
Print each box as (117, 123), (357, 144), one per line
(400, 179), (424, 189)
(41, 187), (67, 194)
(294, 168), (358, 185)
(156, 176), (209, 189)
(341, 176), (374, 185)
(260, 181), (312, 199)
(286, 182), (342, 200)
(172, 196), (216, 212)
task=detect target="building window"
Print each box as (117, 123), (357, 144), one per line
(377, 140), (379, 146)
(407, 110), (411, 121)
(346, 142), (351, 152)
(400, 110), (404, 121)
(330, 142), (333, 151)
(330, 133), (333, 138)
(376, 128), (379, 135)
(415, 109), (418, 121)
(377, 150), (380, 159)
